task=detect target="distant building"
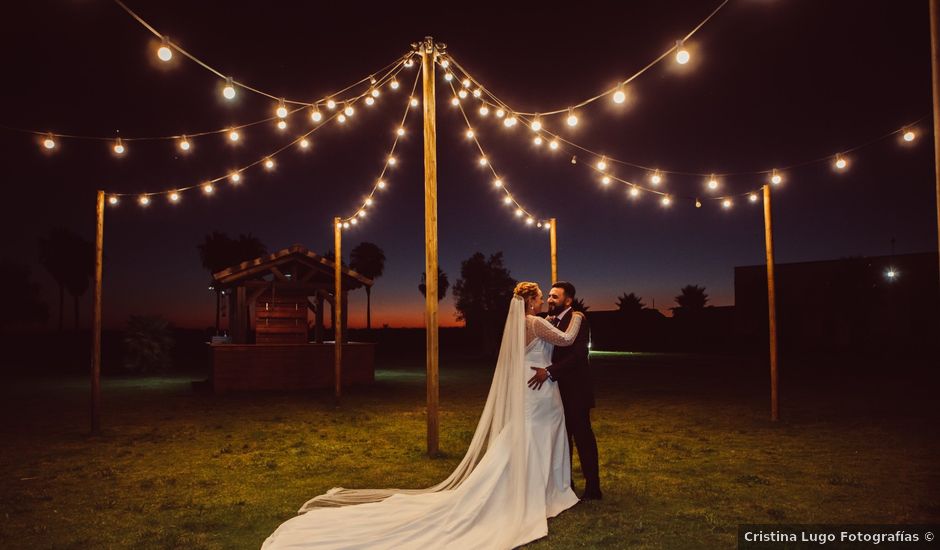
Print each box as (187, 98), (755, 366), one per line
(734, 252), (939, 353)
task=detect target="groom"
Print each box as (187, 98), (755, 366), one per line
(528, 281), (602, 500)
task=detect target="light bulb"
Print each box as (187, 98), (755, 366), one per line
(543, 222), (551, 230)
(365, 96), (375, 106)
(612, 85), (626, 104)
(277, 120), (287, 130)
(108, 195), (119, 205)
(526, 217), (534, 225)
(404, 58), (414, 68)
(495, 108), (505, 118)
(749, 193), (759, 203)
(42, 134), (56, 150)
(903, 130), (916, 142)
(596, 157), (607, 171)
(444, 72), (453, 81)
(350, 218), (358, 225)
(503, 196), (512, 205)
(169, 191), (180, 202)
(531, 117), (542, 132)
(602, 176), (611, 185)
(358, 210), (366, 217)
(458, 89), (468, 99)
(365, 197), (373, 206)
(650, 171), (662, 185)
(396, 127), (405, 136)
(707, 176), (718, 190)
(387, 155), (397, 166)
(343, 222), (350, 229)
(695, 199), (702, 208)
(549, 140), (559, 150)
(515, 208), (524, 217)
(338, 114), (347, 123)
(675, 40), (690, 64)
(410, 97), (419, 107)
(264, 158), (274, 170)
(479, 105), (489, 116)
(228, 129), (240, 142)
(113, 138), (125, 155)
(377, 179), (386, 189)
(371, 88), (380, 98)
(566, 109), (578, 127)
(661, 195), (672, 207)
(629, 187), (640, 197)
(473, 88), (482, 98)
(157, 37), (172, 62)
(722, 198), (733, 209)
(462, 78), (471, 88)
(178, 137), (191, 151)
(344, 104), (354, 116)
(534, 136), (543, 146)
(451, 97), (460, 106)
(440, 59), (450, 68)
(311, 108), (322, 122)
(299, 138), (310, 149)
(834, 155), (848, 170)
(222, 77), (236, 100)
(390, 79), (400, 90)
(326, 99), (336, 110)
(139, 195), (150, 206)
(276, 100), (288, 118)
(493, 178), (503, 187)
(203, 183), (214, 194)
(465, 129), (475, 139)
(229, 171), (241, 183)
(503, 116), (517, 127)
(479, 156), (488, 166)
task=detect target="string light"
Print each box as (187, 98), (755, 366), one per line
(42, 133), (56, 150)
(311, 107), (322, 122)
(178, 136), (191, 151)
(650, 170), (663, 185)
(410, 97), (419, 107)
(479, 105), (489, 116)
(228, 129), (240, 142)
(444, 72), (454, 82)
(299, 138), (310, 149)
(493, 178), (503, 187)
(771, 169), (783, 185)
(377, 179), (386, 189)
(834, 154), (848, 171)
(661, 195), (672, 207)
(276, 100), (288, 119)
(396, 127), (405, 136)
(531, 116), (542, 132)
(458, 89), (468, 99)
(596, 157), (608, 171)
(344, 104), (355, 116)
(113, 138), (125, 155)
(229, 171), (241, 183)
(264, 157), (275, 170)
(108, 196), (119, 205)
(371, 88), (380, 98)
(695, 199), (702, 208)
(462, 78), (471, 88)
(388, 155), (397, 166)
(277, 120), (288, 130)
(675, 40), (690, 64)
(157, 36), (172, 62)
(629, 187), (640, 198)
(534, 136), (543, 146)
(478, 156), (488, 166)
(440, 59), (450, 69)
(602, 176), (611, 185)
(566, 109), (579, 127)
(749, 193), (759, 203)
(139, 195), (151, 206)
(549, 140), (559, 150)
(707, 175), (718, 190)
(203, 182), (214, 194)
(503, 115), (518, 128)
(169, 191), (180, 202)
(365, 96), (375, 106)
(495, 108), (505, 118)
(473, 88), (482, 98)
(451, 97), (460, 106)
(903, 129), (916, 142)
(404, 58), (414, 68)
(612, 84), (626, 104)
(222, 77), (236, 100)
(390, 78), (400, 90)
(722, 198), (733, 209)
(465, 129), (475, 139)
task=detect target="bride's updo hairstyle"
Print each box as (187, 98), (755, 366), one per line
(513, 282), (540, 302)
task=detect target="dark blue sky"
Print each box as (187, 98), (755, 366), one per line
(2, 0), (936, 329)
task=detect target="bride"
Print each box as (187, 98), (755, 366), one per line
(262, 282), (586, 549)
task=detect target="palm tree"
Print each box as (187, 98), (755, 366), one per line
(672, 284), (709, 317)
(572, 297), (590, 312)
(0, 260), (48, 328)
(197, 232), (267, 334)
(615, 292), (644, 314)
(419, 268), (450, 302)
(38, 227), (95, 331)
(349, 242), (386, 329)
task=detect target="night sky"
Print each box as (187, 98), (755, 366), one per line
(2, 0), (936, 330)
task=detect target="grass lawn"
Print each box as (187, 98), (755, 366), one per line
(0, 352), (937, 549)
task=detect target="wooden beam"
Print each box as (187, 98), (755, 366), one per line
(549, 217), (558, 283)
(333, 217), (343, 404)
(91, 190), (104, 435)
(269, 265), (289, 282)
(421, 37), (440, 457)
(931, 0), (940, 292)
(762, 184), (779, 422)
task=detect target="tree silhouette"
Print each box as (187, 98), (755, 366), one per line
(349, 242), (386, 329)
(0, 259), (48, 328)
(572, 297), (590, 312)
(419, 268), (450, 302)
(453, 252), (516, 352)
(616, 292), (645, 313)
(197, 232), (267, 334)
(123, 314), (174, 373)
(672, 284), (709, 317)
(38, 227), (95, 330)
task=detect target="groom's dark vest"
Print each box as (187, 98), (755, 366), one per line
(547, 310), (595, 410)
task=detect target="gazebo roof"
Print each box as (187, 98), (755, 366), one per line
(211, 244), (372, 290)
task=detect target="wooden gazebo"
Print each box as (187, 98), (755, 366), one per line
(207, 244), (375, 393)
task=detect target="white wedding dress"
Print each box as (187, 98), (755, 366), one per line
(261, 296), (581, 549)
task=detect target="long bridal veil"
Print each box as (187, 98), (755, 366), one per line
(296, 295), (528, 513)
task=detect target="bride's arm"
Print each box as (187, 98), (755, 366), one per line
(529, 312), (583, 347)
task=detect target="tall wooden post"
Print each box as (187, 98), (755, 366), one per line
(91, 190), (104, 435)
(549, 217), (558, 283)
(333, 217), (343, 404)
(421, 37), (440, 456)
(930, 0), (940, 289)
(762, 184), (779, 422)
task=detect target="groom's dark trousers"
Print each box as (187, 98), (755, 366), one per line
(546, 312), (600, 494)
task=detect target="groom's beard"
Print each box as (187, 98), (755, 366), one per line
(547, 303), (563, 315)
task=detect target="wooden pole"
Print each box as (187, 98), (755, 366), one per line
(333, 217), (343, 404)
(91, 190), (104, 435)
(549, 217), (558, 283)
(762, 184), (779, 422)
(421, 37), (440, 456)
(930, 0), (940, 290)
